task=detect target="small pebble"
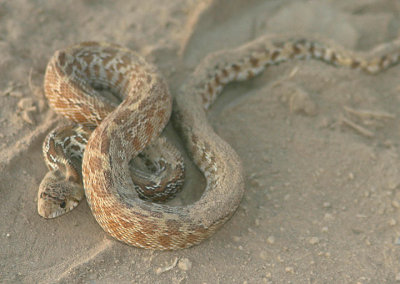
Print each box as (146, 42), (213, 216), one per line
(155, 267), (163, 275)
(309, 237), (319, 245)
(388, 181), (399, 190)
(389, 219), (397, 226)
(178, 258), (192, 271)
(323, 202), (331, 208)
(288, 88), (317, 116)
(233, 236), (241, 242)
(259, 251), (267, 260)
(17, 98), (35, 109)
(267, 236), (275, 244)
(321, 227), (328, 233)
(392, 200), (400, 208)
(22, 111), (35, 125)
(396, 272), (400, 281)
(285, 267), (294, 274)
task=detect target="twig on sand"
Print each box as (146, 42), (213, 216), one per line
(344, 106), (395, 120)
(340, 116), (375, 138)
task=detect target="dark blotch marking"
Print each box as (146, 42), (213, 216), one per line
(330, 52), (337, 64)
(351, 60), (360, 69)
(146, 74), (152, 84)
(246, 70), (255, 79)
(70, 145), (81, 153)
(231, 64), (240, 72)
(379, 55), (388, 68)
(57, 51), (66, 66)
(185, 233), (200, 245)
(145, 121), (154, 137)
(74, 135), (87, 145)
(156, 108), (166, 122)
(132, 230), (148, 247)
(80, 41), (99, 47)
(292, 44), (302, 56)
(250, 56), (259, 67)
(214, 74), (221, 85)
(158, 235), (172, 248)
(103, 169), (113, 189)
(166, 219), (181, 235)
(309, 44), (315, 56)
(140, 221), (158, 236)
(132, 136), (141, 151)
(88, 155), (103, 172)
(207, 83), (214, 95)
(100, 132), (111, 155)
(271, 50), (280, 61)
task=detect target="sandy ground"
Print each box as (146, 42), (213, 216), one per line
(2, 0), (400, 283)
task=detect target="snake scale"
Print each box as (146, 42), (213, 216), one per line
(38, 36), (400, 250)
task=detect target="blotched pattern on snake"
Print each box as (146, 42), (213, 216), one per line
(39, 36), (400, 249)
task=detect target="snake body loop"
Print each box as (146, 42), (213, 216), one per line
(40, 37), (400, 249)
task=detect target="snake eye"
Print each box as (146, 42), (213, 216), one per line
(60, 201), (66, 208)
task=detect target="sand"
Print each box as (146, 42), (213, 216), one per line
(2, 0), (400, 282)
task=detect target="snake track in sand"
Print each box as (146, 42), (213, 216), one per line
(39, 36), (400, 249)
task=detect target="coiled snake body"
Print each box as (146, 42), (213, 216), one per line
(39, 37), (400, 249)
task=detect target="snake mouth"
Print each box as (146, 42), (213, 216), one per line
(48, 209), (66, 219)
(39, 200), (80, 219)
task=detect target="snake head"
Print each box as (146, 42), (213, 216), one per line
(38, 170), (84, 218)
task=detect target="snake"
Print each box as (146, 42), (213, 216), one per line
(38, 36), (400, 250)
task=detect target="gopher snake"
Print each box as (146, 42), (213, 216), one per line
(38, 36), (400, 250)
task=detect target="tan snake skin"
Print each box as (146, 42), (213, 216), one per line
(39, 37), (400, 250)
(39, 42), (185, 219)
